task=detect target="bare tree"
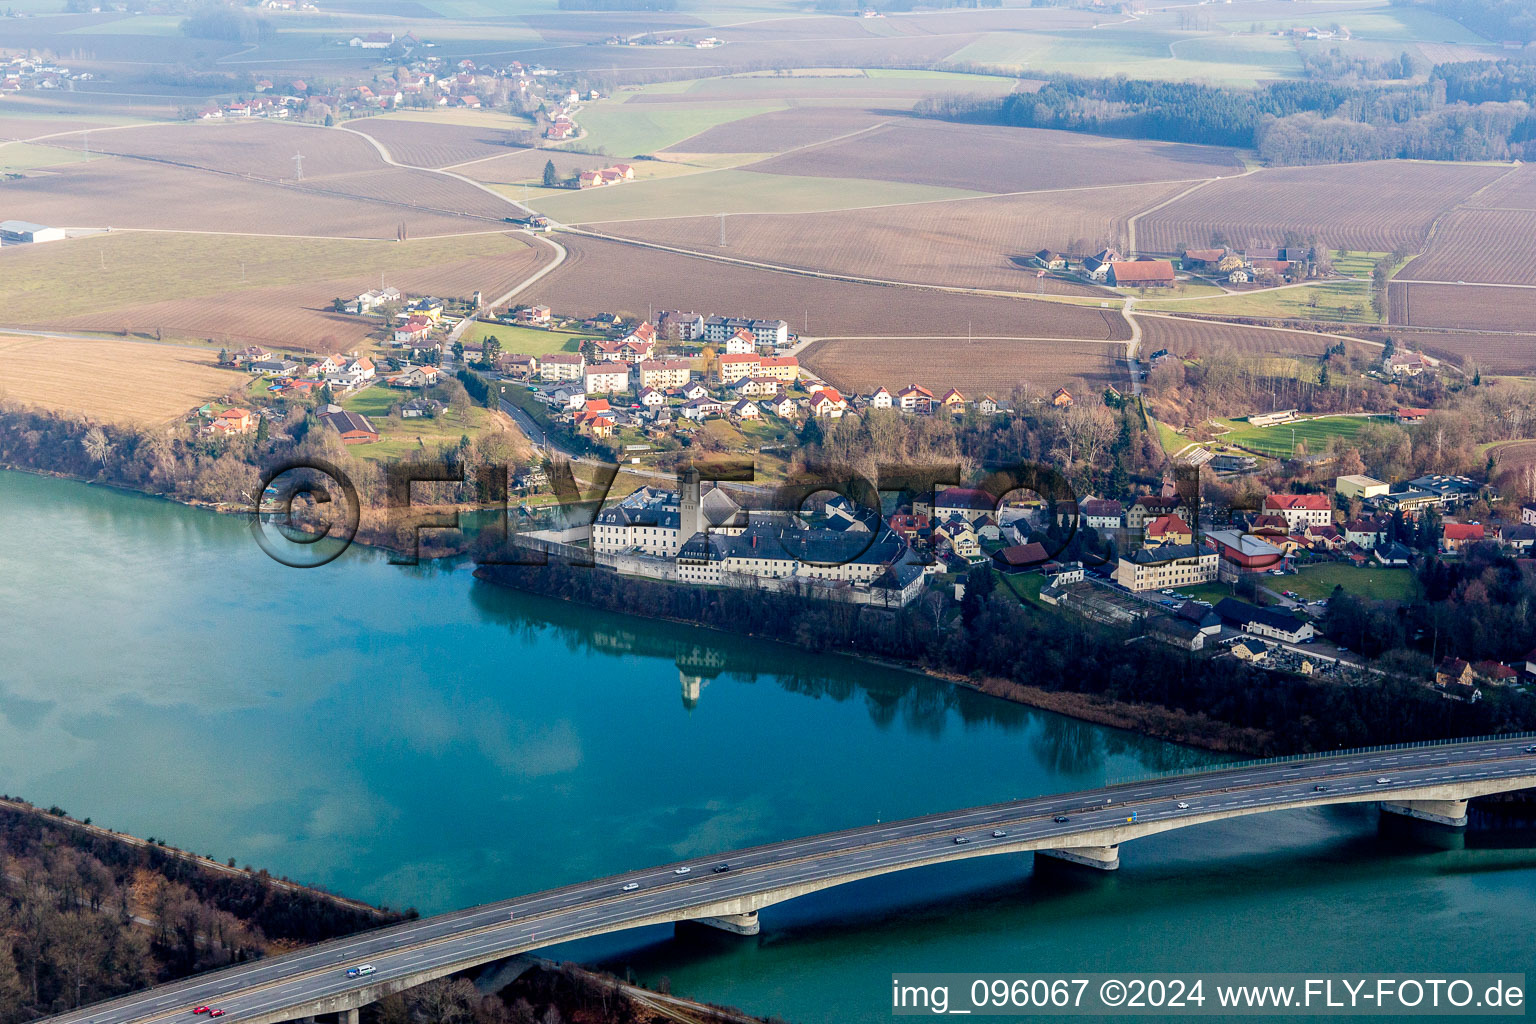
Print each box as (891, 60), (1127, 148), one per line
(82, 426), (111, 467)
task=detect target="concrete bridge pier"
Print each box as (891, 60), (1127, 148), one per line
(1037, 845), (1120, 870)
(685, 911), (761, 936)
(1381, 799), (1469, 827)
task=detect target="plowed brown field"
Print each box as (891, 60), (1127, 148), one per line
(1389, 282), (1536, 333)
(1138, 162), (1502, 254)
(523, 235), (1129, 340)
(346, 118), (529, 169)
(0, 158), (496, 238)
(801, 337), (1120, 397)
(39, 245), (552, 351)
(659, 107), (895, 155)
(747, 119), (1244, 193)
(1400, 208), (1536, 285)
(82, 120), (383, 180)
(0, 334), (245, 425)
(1138, 316), (1373, 359)
(594, 184), (1171, 293)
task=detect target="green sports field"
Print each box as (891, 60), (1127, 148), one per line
(1218, 415), (1383, 457)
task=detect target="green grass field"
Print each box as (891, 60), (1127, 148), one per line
(0, 142), (100, 174)
(341, 384), (489, 461)
(0, 232), (528, 324)
(465, 323), (589, 355)
(948, 24), (1303, 84)
(1140, 280), (1377, 322)
(526, 168), (982, 223)
(1141, 251), (1393, 322)
(1218, 414), (1382, 457)
(1288, 563), (1418, 603)
(1181, 582), (1237, 605)
(571, 99), (786, 158)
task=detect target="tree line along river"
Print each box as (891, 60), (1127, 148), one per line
(0, 470), (1532, 1023)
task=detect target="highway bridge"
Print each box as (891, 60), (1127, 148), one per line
(43, 736), (1536, 1024)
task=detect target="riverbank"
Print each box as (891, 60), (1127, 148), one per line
(474, 562), (1274, 757)
(474, 555), (1520, 759)
(0, 455), (1287, 758)
(0, 799), (775, 1024)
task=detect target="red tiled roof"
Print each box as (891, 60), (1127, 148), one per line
(1109, 259), (1175, 283)
(1265, 493), (1330, 511)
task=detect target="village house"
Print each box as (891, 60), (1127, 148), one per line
(939, 389), (966, 416)
(516, 304), (551, 325)
(538, 353), (585, 382)
(680, 397), (726, 421)
(1263, 493), (1333, 532)
(809, 387), (848, 419)
(1125, 494), (1187, 531)
(1144, 513), (1193, 546)
(1113, 543), (1218, 592)
(400, 397), (444, 419)
(1441, 522), (1485, 553)
(897, 384), (935, 414)
(1051, 388), (1074, 407)
(1182, 248), (1226, 269)
(208, 408), (255, 436)
(1108, 259), (1176, 288)
(505, 354), (540, 379)
(934, 517), (983, 562)
(764, 394), (798, 418)
(723, 328), (757, 355)
(317, 405), (379, 444)
(350, 287), (401, 314)
(1081, 248), (1123, 281)
(658, 310), (706, 341)
(393, 316), (433, 345)
(1521, 502), (1536, 527)
(385, 365), (440, 389)
(1081, 498), (1124, 530)
(714, 353), (761, 385)
(632, 359), (692, 390)
(724, 377), (768, 399)
(1343, 518), (1385, 550)
(1215, 598), (1315, 644)
(1434, 657), (1479, 702)
(1499, 523), (1536, 553)
(991, 541), (1050, 574)
(729, 399), (760, 422)
(250, 358), (299, 377)
(703, 316), (790, 348)
(1034, 249), (1067, 270)
(584, 365), (630, 395)
(930, 487), (997, 525)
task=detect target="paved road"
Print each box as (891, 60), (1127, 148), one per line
(43, 738), (1536, 1024)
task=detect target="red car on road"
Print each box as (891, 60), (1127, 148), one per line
(192, 1008), (210, 1015)
(210, 1011), (225, 1018)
